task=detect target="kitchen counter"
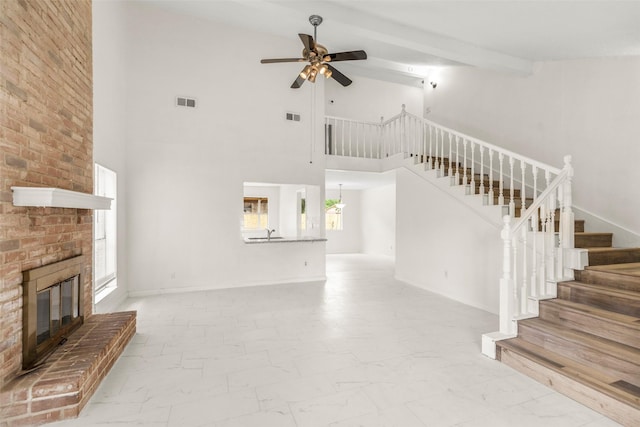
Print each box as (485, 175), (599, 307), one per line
(243, 236), (327, 244)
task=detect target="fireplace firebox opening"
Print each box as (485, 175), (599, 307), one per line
(22, 255), (85, 370)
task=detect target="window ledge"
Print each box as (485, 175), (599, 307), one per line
(95, 281), (117, 304)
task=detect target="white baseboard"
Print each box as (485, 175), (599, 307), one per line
(574, 205), (640, 247)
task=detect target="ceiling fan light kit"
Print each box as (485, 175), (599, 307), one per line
(260, 14), (367, 88)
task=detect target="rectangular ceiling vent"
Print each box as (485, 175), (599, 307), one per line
(176, 96), (196, 108)
(286, 112), (301, 122)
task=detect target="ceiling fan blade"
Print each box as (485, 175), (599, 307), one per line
(261, 58), (307, 64)
(325, 50), (367, 62)
(298, 33), (316, 53)
(326, 64), (352, 87)
(291, 74), (306, 89)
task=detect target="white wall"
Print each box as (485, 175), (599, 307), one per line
(326, 75), (423, 122)
(425, 58), (640, 243)
(325, 189), (362, 254)
(395, 168), (502, 313)
(361, 183), (396, 258)
(92, 0), (129, 312)
(121, 3), (326, 295)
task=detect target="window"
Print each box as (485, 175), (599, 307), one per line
(243, 197), (269, 229)
(94, 164), (117, 297)
(325, 199), (343, 231)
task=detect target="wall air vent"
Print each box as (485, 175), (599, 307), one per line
(286, 112), (301, 122)
(176, 97), (196, 108)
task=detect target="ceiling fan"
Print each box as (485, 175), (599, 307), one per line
(260, 15), (367, 89)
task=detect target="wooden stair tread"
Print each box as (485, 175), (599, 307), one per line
(498, 338), (640, 409)
(575, 232), (614, 248)
(587, 247), (640, 252)
(588, 263), (640, 277)
(561, 280), (640, 300)
(575, 265), (640, 293)
(543, 298), (640, 330)
(586, 248), (640, 267)
(540, 298), (640, 350)
(520, 318), (640, 366)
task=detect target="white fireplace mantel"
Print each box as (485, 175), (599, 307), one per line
(11, 187), (112, 210)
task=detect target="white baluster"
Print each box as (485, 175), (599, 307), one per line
(520, 160), (526, 213)
(479, 146), (485, 199)
(412, 117), (416, 157)
(520, 226), (528, 315)
(455, 135), (460, 184)
(365, 124), (369, 159)
(418, 119), (421, 159)
(545, 169), (551, 190)
(394, 120), (398, 155)
(438, 130), (444, 176)
(498, 152), (505, 205)
(512, 233), (520, 317)
(420, 121), (424, 162)
(560, 155), (575, 279)
(470, 141), (476, 194)
(420, 122), (427, 166)
(463, 139), (468, 190)
(358, 121), (360, 157)
(540, 203), (548, 291)
(509, 157), (515, 216)
(428, 126), (433, 170)
(549, 193), (557, 281)
(448, 133), (453, 179)
(434, 129), (440, 172)
(532, 166), (538, 205)
(531, 207), (538, 298)
(488, 149), (495, 205)
(340, 120), (344, 156)
(401, 105), (406, 154)
(379, 116), (384, 159)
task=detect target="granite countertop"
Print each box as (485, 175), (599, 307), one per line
(243, 236), (327, 244)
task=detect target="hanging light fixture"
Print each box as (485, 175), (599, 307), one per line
(335, 184), (346, 210)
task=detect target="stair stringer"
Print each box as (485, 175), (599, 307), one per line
(401, 157), (506, 229)
(327, 154), (507, 228)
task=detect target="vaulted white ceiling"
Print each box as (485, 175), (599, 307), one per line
(141, 0), (640, 86)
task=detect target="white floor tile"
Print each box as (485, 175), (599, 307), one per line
(47, 254), (621, 427)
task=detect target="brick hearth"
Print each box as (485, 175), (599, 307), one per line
(0, 312), (136, 426)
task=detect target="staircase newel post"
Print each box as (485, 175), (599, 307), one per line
(561, 155), (575, 279)
(500, 215), (516, 335)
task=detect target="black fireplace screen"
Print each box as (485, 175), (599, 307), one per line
(22, 255), (84, 369)
(36, 275), (79, 346)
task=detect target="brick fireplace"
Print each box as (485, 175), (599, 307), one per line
(0, 1), (135, 425)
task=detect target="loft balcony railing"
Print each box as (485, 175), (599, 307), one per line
(325, 105), (576, 357)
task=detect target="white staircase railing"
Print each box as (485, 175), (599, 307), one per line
(325, 105), (576, 358)
(326, 105), (564, 215)
(498, 156), (574, 334)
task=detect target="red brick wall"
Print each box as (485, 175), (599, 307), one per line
(0, 0), (93, 387)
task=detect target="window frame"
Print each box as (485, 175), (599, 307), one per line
(93, 163), (117, 297)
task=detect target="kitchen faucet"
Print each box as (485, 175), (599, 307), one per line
(265, 228), (276, 241)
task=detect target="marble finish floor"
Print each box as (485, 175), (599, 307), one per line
(51, 254), (620, 427)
